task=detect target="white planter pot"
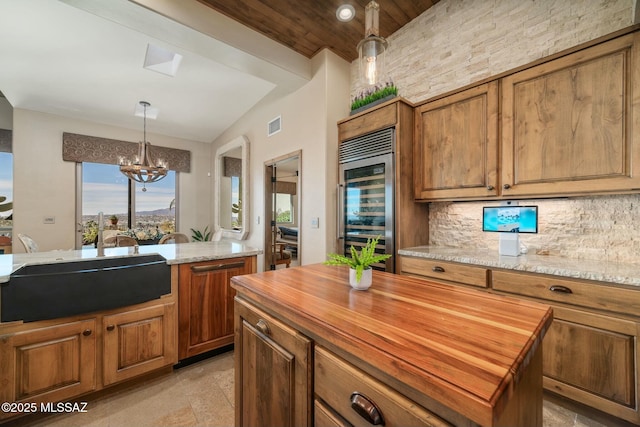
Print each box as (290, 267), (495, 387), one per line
(349, 267), (372, 290)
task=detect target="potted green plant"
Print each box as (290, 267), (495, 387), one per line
(324, 236), (391, 290)
(109, 214), (119, 226)
(190, 226), (212, 242)
(350, 80), (398, 115)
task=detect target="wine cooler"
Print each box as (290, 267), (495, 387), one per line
(337, 128), (395, 272)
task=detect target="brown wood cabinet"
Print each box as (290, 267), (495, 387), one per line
(178, 256), (256, 360)
(234, 296), (312, 427)
(414, 28), (640, 201)
(315, 346), (452, 427)
(338, 98), (430, 267)
(414, 82), (499, 201)
(399, 256), (489, 289)
(501, 32), (640, 198)
(398, 254), (640, 424)
(491, 270), (640, 424)
(103, 302), (177, 386)
(0, 319), (97, 410)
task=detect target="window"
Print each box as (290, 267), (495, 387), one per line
(80, 162), (176, 247)
(275, 193), (293, 223)
(0, 152), (12, 220)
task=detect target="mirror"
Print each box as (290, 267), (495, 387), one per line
(214, 135), (250, 240)
(0, 92), (13, 254)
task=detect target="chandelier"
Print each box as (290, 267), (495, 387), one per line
(356, 1), (388, 86)
(119, 101), (167, 191)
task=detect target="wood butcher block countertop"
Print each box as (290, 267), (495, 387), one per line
(231, 263), (554, 426)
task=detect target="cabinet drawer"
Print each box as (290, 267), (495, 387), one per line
(315, 346), (451, 427)
(399, 257), (488, 288)
(491, 270), (640, 316)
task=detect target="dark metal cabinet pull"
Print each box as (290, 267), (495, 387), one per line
(256, 319), (271, 336)
(486, 185), (495, 191)
(503, 183), (511, 189)
(432, 266), (445, 273)
(190, 261), (245, 273)
(350, 392), (384, 425)
(82, 329), (92, 336)
(549, 285), (573, 294)
(106, 325), (115, 331)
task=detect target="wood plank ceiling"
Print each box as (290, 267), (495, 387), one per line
(196, 0), (440, 62)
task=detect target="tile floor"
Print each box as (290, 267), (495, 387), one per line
(5, 350), (619, 427)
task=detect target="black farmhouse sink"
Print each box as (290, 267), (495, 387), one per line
(1, 254), (170, 322)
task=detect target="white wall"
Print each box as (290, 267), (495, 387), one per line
(211, 49), (350, 271)
(12, 109), (211, 252)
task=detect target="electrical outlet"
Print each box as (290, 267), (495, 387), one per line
(43, 216), (55, 224)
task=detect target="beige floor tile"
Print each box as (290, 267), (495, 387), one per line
(4, 350), (614, 427)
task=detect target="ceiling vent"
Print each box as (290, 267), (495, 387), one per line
(268, 116), (282, 137)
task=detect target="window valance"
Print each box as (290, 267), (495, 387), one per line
(276, 181), (297, 195)
(223, 156), (241, 177)
(62, 132), (191, 173)
(0, 129), (11, 153)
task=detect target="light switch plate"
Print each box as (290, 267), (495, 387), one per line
(311, 217), (319, 229)
(43, 216), (55, 224)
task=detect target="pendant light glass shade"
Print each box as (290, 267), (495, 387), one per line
(357, 1), (388, 86)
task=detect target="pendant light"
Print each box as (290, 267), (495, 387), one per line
(119, 101), (167, 192)
(357, 1), (388, 86)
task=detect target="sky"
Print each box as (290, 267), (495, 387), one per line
(82, 163), (175, 216)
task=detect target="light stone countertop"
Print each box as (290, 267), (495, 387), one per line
(0, 241), (262, 284)
(398, 246), (640, 287)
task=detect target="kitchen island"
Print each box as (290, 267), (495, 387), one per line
(231, 263), (553, 427)
(0, 240), (261, 422)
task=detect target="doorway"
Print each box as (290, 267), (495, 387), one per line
(264, 151), (301, 271)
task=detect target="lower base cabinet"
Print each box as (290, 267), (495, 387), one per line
(103, 302), (176, 386)
(0, 299), (177, 422)
(179, 257), (256, 360)
(0, 319), (97, 408)
(234, 297), (312, 427)
(542, 306), (638, 421)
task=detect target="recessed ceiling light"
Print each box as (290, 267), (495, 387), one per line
(336, 4), (355, 22)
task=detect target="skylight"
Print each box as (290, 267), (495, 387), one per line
(143, 44), (182, 77)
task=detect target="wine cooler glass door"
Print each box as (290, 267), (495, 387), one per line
(340, 153), (394, 272)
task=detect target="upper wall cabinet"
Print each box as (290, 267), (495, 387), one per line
(414, 81), (499, 201)
(501, 32), (640, 198)
(414, 29), (640, 202)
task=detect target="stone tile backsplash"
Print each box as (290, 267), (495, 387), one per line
(428, 194), (640, 263)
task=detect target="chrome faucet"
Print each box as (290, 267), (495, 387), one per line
(97, 211), (105, 257)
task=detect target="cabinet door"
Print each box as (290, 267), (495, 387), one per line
(543, 306), (639, 424)
(501, 33), (640, 197)
(0, 319), (97, 416)
(179, 257), (254, 359)
(103, 302), (177, 386)
(235, 297), (312, 427)
(414, 81), (499, 200)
